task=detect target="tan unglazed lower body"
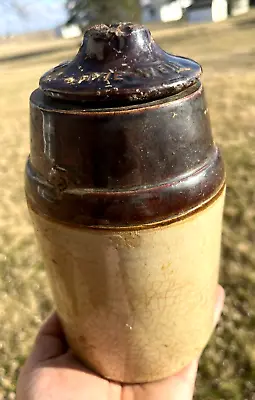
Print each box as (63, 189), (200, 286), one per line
(29, 189), (225, 383)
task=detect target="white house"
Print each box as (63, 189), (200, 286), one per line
(56, 23), (82, 39)
(141, 0), (192, 23)
(187, 0), (228, 23)
(160, 1), (183, 22)
(228, 0), (249, 16)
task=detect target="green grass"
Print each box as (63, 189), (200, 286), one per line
(0, 11), (255, 399)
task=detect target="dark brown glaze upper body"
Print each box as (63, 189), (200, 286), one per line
(26, 23), (225, 228)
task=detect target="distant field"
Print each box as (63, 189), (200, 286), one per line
(0, 11), (255, 400)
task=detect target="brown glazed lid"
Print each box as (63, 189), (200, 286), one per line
(26, 23), (225, 228)
(40, 22), (201, 104)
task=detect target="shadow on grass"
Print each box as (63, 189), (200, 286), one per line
(235, 16), (255, 29)
(0, 43), (79, 64)
(199, 49), (255, 71)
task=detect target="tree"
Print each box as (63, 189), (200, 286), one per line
(66, 0), (141, 30)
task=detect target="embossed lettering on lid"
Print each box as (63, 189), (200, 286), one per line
(40, 22), (201, 104)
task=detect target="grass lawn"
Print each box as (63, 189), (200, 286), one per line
(0, 11), (255, 399)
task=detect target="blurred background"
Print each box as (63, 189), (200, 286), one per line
(0, 1), (254, 399)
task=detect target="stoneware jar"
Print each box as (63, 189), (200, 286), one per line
(25, 22), (226, 383)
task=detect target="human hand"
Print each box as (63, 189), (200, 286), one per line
(17, 285), (224, 400)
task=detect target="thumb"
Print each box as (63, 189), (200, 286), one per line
(29, 312), (68, 365)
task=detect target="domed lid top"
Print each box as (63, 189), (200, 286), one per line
(40, 22), (202, 104)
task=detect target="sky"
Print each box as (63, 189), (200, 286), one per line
(0, 0), (68, 36)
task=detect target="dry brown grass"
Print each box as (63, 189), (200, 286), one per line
(0, 11), (255, 400)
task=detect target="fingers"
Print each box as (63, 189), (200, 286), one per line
(38, 312), (63, 337)
(25, 283), (225, 397)
(29, 312), (68, 364)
